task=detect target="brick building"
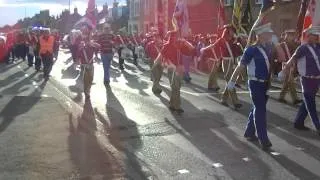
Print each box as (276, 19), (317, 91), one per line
(128, 0), (301, 36)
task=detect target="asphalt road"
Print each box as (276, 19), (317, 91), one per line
(1, 49), (320, 180)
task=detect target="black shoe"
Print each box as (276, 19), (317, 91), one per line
(294, 124), (310, 131)
(234, 103), (243, 109)
(169, 107), (184, 113)
(152, 88), (162, 95)
(235, 84), (241, 88)
(104, 81), (110, 86)
(245, 135), (259, 142)
(278, 98), (287, 103)
(261, 141), (272, 151)
(293, 99), (303, 105)
(220, 101), (229, 107)
(208, 87), (220, 92)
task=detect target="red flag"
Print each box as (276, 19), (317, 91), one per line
(301, 0), (320, 41)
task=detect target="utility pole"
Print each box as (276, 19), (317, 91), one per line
(69, 0), (71, 13)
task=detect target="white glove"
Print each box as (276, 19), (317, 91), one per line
(227, 81), (236, 90)
(278, 70), (285, 82)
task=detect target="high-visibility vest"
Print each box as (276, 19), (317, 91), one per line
(39, 36), (54, 55)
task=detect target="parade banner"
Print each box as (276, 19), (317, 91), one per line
(172, 0), (189, 37)
(232, 0), (246, 34)
(74, 0), (97, 29)
(241, 0), (253, 33)
(218, 0), (226, 30)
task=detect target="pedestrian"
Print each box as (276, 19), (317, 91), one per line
(116, 35), (125, 70)
(77, 25), (100, 99)
(280, 26), (320, 135)
(26, 32), (38, 67)
(39, 29), (55, 81)
(278, 29), (302, 104)
(53, 31), (60, 61)
(34, 31), (42, 72)
(97, 24), (114, 86)
(227, 23), (276, 150)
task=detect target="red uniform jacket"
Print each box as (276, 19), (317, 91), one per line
(145, 41), (160, 61)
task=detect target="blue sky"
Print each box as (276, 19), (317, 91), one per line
(0, 0), (125, 26)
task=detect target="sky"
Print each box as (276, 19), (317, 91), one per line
(0, 0), (126, 26)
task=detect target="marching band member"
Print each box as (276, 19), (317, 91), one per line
(227, 23), (277, 150)
(278, 29), (302, 104)
(77, 25), (100, 99)
(201, 25), (242, 108)
(152, 30), (195, 113)
(280, 26), (320, 135)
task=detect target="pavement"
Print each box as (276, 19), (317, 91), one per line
(0, 49), (320, 180)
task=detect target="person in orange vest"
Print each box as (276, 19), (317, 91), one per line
(39, 29), (55, 81)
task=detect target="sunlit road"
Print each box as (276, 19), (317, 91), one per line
(0, 48), (320, 180)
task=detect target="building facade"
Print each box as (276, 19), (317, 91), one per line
(128, 0), (301, 35)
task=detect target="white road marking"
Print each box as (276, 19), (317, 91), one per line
(295, 147), (305, 151)
(178, 169), (190, 174)
(271, 152), (281, 156)
(24, 74), (29, 77)
(17, 65), (21, 68)
(212, 163), (223, 168)
(41, 94), (49, 97)
(32, 81), (37, 86)
(242, 157), (251, 162)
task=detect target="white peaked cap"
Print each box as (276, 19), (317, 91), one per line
(253, 23), (274, 35)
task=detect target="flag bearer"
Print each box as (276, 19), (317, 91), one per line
(78, 25), (100, 99)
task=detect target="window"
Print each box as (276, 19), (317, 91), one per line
(255, 0), (262, 4)
(224, 0), (233, 6)
(130, 1), (134, 18)
(134, 1), (140, 17)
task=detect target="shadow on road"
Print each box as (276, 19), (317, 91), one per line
(0, 79), (47, 135)
(94, 87), (153, 179)
(0, 61), (24, 74)
(68, 98), (125, 179)
(207, 91), (320, 179)
(122, 71), (149, 97)
(154, 87), (273, 179)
